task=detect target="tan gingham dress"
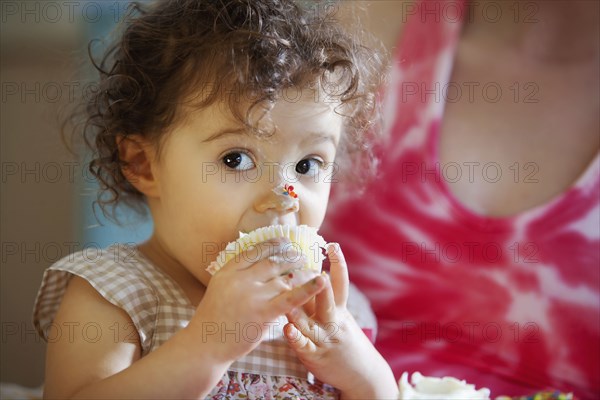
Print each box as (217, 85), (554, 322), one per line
(33, 243), (377, 399)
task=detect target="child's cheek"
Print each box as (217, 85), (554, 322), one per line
(300, 188), (330, 228)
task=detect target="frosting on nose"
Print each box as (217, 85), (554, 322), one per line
(272, 183), (300, 213)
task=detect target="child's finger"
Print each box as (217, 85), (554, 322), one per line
(284, 323), (316, 354)
(223, 237), (291, 271)
(262, 273), (294, 294)
(256, 252), (306, 282)
(314, 273), (336, 323)
(302, 297), (316, 317)
(286, 308), (323, 345)
(326, 243), (349, 308)
(286, 304), (310, 327)
(269, 275), (326, 317)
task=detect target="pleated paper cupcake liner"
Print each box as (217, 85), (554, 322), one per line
(206, 225), (327, 276)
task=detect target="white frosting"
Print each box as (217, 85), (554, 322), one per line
(398, 372), (491, 400)
(272, 184), (300, 212)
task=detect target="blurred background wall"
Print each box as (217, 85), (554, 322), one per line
(1, 1), (151, 387)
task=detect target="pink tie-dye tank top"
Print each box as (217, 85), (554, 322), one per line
(322, 1), (600, 398)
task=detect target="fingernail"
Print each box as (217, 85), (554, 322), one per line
(286, 324), (298, 339)
(281, 249), (304, 260)
(282, 249), (304, 263)
(268, 255), (285, 264)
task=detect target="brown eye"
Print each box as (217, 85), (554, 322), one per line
(295, 158), (322, 176)
(222, 152), (254, 170)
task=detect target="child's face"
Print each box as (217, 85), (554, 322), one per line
(148, 90), (343, 284)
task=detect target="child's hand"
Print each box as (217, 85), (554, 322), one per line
(283, 243), (398, 399)
(189, 237), (327, 365)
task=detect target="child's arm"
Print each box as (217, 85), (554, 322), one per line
(44, 238), (326, 399)
(284, 243), (399, 399)
(44, 276), (231, 399)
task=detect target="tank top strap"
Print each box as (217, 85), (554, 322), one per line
(32, 244), (177, 355)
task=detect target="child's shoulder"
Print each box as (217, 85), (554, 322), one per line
(33, 243), (161, 352)
(43, 243), (164, 290)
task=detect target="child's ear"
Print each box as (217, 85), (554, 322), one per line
(117, 134), (160, 198)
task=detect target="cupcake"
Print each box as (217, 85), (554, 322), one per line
(398, 372), (490, 400)
(206, 225), (327, 284)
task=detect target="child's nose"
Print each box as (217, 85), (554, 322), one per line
(254, 190), (299, 214)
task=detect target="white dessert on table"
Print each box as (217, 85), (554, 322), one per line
(398, 372), (491, 400)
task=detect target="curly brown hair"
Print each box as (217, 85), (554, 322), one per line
(76, 0), (385, 223)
